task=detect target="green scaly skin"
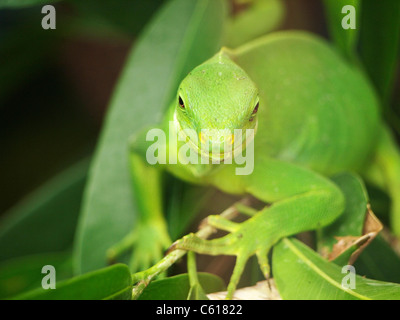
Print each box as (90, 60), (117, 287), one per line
(110, 31), (400, 299)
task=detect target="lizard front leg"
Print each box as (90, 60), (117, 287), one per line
(107, 128), (171, 272)
(171, 157), (345, 299)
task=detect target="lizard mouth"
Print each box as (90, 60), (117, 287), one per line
(174, 112), (257, 162)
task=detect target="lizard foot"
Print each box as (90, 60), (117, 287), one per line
(107, 221), (171, 273)
(169, 209), (274, 299)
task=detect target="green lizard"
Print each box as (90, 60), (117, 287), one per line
(109, 30), (400, 299)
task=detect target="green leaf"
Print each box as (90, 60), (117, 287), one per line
(320, 173), (368, 247)
(138, 272), (225, 300)
(359, 0), (400, 105)
(14, 263), (132, 300)
(354, 235), (400, 284)
(0, 0), (60, 8)
(0, 159), (89, 262)
(318, 172), (374, 265)
(323, 0), (360, 60)
(273, 238), (400, 300)
(0, 252), (72, 299)
(74, 0), (227, 274)
(318, 173), (400, 282)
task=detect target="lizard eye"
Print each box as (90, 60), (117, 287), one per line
(252, 102), (259, 114)
(249, 102), (259, 121)
(178, 96), (185, 109)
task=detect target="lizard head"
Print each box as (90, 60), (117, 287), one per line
(174, 51), (259, 161)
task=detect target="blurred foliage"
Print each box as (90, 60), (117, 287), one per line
(324, 0), (400, 132)
(0, 251), (72, 299)
(0, 0), (60, 9)
(14, 263), (132, 300)
(0, 159), (88, 261)
(323, 0), (360, 60)
(225, 0), (284, 47)
(359, 0), (400, 106)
